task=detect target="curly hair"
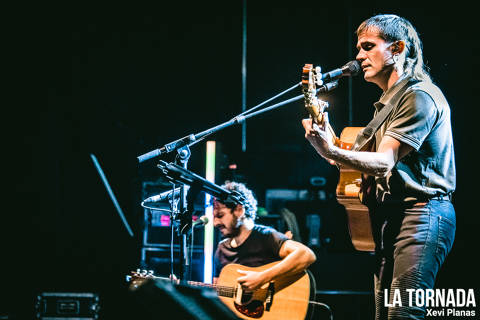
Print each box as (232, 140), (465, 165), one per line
(220, 181), (258, 221)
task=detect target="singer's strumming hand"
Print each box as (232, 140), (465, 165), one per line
(236, 269), (267, 291)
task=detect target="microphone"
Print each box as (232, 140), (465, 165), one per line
(142, 186), (190, 203)
(316, 81), (339, 94)
(192, 215), (209, 227)
(321, 60), (361, 82)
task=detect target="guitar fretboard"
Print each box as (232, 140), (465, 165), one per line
(186, 280), (236, 298)
(131, 274), (265, 299)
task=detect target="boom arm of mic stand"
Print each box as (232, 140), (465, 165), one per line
(137, 80), (339, 163)
(137, 134), (196, 163)
(189, 83), (338, 143)
(137, 82), (305, 163)
(137, 96), (303, 163)
(240, 81), (338, 120)
(136, 81), (338, 163)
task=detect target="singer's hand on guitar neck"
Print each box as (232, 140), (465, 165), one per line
(302, 117), (336, 165)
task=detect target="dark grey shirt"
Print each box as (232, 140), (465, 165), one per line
(373, 76), (456, 203)
(213, 224), (288, 277)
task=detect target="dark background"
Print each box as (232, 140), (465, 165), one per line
(3, 1), (479, 319)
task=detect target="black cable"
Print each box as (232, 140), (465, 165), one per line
(310, 301), (334, 320)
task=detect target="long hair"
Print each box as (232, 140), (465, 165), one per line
(356, 14), (431, 82)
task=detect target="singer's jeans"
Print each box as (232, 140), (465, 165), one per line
(372, 199), (456, 320)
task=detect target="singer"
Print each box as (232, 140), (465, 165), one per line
(212, 181), (316, 290)
(302, 14), (456, 319)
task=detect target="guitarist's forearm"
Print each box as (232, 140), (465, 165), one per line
(261, 243), (316, 283)
(326, 146), (395, 177)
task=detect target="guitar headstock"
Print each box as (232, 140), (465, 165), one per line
(126, 269), (156, 290)
(301, 64), (329, 126)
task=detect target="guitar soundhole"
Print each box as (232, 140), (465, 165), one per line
(234, 300), (264, 318)
(241, 292), (253, 304)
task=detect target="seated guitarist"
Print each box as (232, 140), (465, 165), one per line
(213, 181), (316, 291)
(302, 14), (456, 319)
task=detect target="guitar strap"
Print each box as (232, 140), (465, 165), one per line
(353, 77), (412, 151)
(352, 78), (413, 208)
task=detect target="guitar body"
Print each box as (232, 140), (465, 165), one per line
(217, 262), (314, 320)
(335, 127), (375, 252)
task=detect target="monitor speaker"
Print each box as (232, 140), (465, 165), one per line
(130, 278), (240, 320)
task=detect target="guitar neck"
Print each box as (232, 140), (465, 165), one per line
(131, 274), (247, 299)
(308, 109), (339, 145)
(326, 122), (340, 146)
(185, 280), (236, 298)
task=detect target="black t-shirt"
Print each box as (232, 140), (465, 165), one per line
(213, 224), (289, 277)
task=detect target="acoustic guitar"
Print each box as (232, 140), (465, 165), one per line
(301, 64), (375, 252)
(127, 261), (316, 320)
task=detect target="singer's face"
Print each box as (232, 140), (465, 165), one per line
(213, 201), (242, 237)
(356, 28), (395, 89)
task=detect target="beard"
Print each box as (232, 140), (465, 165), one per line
(219, 226), (240, 239)
(218, 219), (241, 238)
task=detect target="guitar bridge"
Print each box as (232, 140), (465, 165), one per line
(233, 284), (265, 318)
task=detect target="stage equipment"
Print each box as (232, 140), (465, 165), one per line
(136, 60), (358, 281)
(90, 154), (134, 237)
(140, 179), (206, 281)
(35, 292), (100, 320)
(203, 140), (216, 284)
(130, 277), (240, 320)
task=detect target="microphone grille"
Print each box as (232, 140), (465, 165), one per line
(344, 60), (361, 76)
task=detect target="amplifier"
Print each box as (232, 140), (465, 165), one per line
(143, 209), (206, 247)
(35, 292), (100, 320)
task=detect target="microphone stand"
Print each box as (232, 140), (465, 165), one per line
(156, 160), (242, 281)
(175, 145), (192, 281)
(137, 80), (338, 281)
